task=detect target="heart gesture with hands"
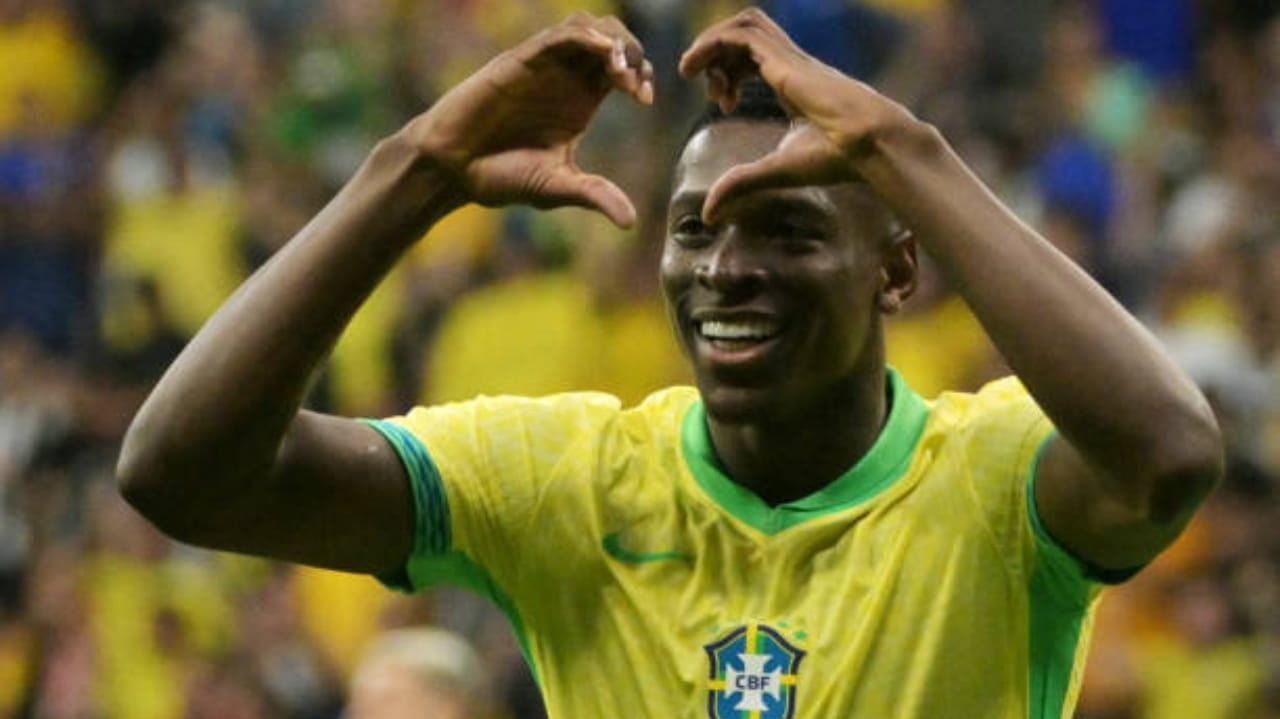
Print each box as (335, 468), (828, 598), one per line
(679, 8), (917, 224)
(407, 13), (654, 228)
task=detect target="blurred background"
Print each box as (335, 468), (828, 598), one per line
(0, 0), (1277, 717)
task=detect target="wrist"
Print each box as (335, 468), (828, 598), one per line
(375, 127), (470, 225)
(398, 111), (474, 179)
(846, 112), (944, 175)
(845, 112), (960, 209)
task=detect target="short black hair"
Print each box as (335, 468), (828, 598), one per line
(676, 75), (907, 244)
(682, 76), (790, 147)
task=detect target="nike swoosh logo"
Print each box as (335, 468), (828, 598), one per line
(602, 531), (693, 564)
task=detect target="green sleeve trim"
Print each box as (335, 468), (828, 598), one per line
(1026, 432), (1093, 719)
(1027, 433), (1144, 585)
(406, 550), (541, 689)
(1026, 433), (1093, 593)
(1027, 560), (1090, 719)
(360, 420), (543, 688)
(360, 418), (452, 591)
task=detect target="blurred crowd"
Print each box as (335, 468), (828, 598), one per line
(0, 0), (1276, 717)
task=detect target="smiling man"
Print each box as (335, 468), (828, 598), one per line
(662, 90), (915, 507)
(117, 9), (1222, 719)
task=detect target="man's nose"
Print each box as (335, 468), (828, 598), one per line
(694, 230), (768, 292)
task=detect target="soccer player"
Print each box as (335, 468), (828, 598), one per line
(117, 9), (1223, 719)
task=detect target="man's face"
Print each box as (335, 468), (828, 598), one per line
(661, 120), (903, 423)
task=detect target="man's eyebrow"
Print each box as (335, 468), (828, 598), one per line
(668, 191), (706, 209)
(668, 190), (828, 213)
(728, 193), (837, 223)
(748, 195), (828, 214)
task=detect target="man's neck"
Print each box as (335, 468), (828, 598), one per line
(706, 366), (890, 507)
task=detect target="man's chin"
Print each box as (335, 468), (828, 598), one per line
(698, 384), (781, 425)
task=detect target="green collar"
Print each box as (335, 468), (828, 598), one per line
(680, 368), (930, 535)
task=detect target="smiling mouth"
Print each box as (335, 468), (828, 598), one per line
(695, 318), (783, 351)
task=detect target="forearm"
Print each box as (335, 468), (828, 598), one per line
(856, 122), (1220, 492)
(119, 130), (463, 501)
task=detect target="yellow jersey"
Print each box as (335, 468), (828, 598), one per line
(367, 370), (1103, 719)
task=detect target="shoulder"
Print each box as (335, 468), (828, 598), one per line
(391, 387), (700, 446)
(626, 386), (701, 422)
(598, 386), (702, 449)
(907, 375), (1058, 583)
(401, 390), (623, 428)
(922, 375), (1049, 441)
(914, 374), (1053, 507)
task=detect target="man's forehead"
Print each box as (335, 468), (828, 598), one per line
(673, 120), (789, 193)
(670, 120), (875, 215)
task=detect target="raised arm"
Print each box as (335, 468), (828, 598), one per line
(117, 14), (653, 574)
(678, 9), (1221, 572)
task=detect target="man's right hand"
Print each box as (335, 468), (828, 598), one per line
(118, 13), (655, 575)
(406, 13), (653, 228)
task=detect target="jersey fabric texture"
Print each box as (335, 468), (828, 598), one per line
(365, 370), (1104, 719)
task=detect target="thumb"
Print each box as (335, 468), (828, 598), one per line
(535, 168), (637, 229)
(703, 151), (800, 223)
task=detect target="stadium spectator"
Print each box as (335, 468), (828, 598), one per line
(346, 627), (488, 719)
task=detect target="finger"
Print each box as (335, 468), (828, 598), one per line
(534, 25), (621, 95)
(594, 16), (650, 102)
(679, 9), (799, 90)
(680, 9), (772, 78)
(582, 27), (651, 104)
(679, 12), (737, 78)
(707, 67), (730, 111)
(560, 24), (618, 60)
(680, 36), (757, 85)
(702, 153), (801, 224)
(599, 15), (646, 70)
(537, 168), (638, 229)
(639, 59), (655, 105)
(536, 16), (646, 92)
(680, 32), (773, 113)
(696, 58), (754, 114)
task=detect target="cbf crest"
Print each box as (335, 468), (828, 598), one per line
(704, 622), (805, 719)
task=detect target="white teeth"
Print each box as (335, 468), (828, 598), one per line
(698, 319), (780, 340)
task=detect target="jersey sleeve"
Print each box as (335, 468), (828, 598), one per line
(948, 377), (1102, 605)
(363, 392), (623, 595)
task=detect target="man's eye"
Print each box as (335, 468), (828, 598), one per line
(672, 216), (712, 246)
(674, 216), (707, 235)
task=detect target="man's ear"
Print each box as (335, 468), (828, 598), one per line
(877, 231), (917, 314)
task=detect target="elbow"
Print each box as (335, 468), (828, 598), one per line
(117, 417), (156, 506)
(117, 417), (268, 549)
(116, 420), (205, 542)
(116, 452), (212, 546)
(116, 425), (175, 528)
(1145, 400), (1224, 524)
